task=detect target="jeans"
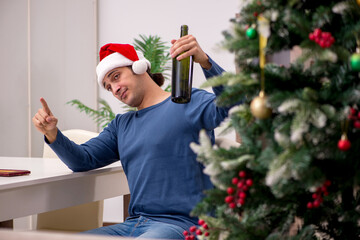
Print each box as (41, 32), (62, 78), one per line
(82, 216), (185, 239)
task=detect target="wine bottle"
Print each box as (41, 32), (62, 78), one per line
(171, 25), (194, 104)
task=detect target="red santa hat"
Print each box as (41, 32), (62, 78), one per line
(96, 43), (151, 87)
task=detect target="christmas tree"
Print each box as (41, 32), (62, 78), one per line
(186, 1), (360, 239)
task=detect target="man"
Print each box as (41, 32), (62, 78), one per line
(32, 35), (230, 239)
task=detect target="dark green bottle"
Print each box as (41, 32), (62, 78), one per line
(171, 25), (194, 104)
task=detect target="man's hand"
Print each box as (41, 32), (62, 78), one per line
(32, 97), (58, 143)
(170, 35), (212, 70)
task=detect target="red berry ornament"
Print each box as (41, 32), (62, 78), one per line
(338, 134), (351, 151)
(351, 108), (357, 116)
(198, 219), (205, 226)
(232, 177), (239, 185)
(307, 180), (331, 209)
(354, 121), (360, 129)
(239, 171), (246, 178)
(229, 202), (236, 209)
(313, 200), (321, 208)
(348, 107), (360, 129)
(225, 195), (234, 203)
(309, 28), (335, 48)
(246, 179), (253, 186)
(324, 180), (331, 187)
(239, 192), (246, 199)
(225, 170), (254, 210)
(184, 220), (210, 239)
(227, 187), (235, 195)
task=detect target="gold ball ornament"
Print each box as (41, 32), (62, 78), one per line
(250, 91), (272, 119)
(357, 0), (360, 6)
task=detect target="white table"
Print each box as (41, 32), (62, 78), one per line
(0, 229), (139, 239)
(0, 156), (129, 222)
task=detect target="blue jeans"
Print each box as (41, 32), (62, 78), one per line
(82, 216), (185, 239)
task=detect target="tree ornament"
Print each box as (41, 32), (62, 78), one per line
(350, 52), (360, 71)
(250, 16), (272, 120)
(349, 107), (358, 120)
(224, 170), (253, 210)
(183, 220), (210, 240)
(246, 27), (257, 39)
(307, 180), (331, 209)
(309, 28), (335, 48)
(250, 91), (272, 119)
(338, 133), (351, 151)
(357, 0), (360, 6)
(354, 120), (360, 129)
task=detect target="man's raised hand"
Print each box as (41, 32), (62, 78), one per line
(32, 97), (58, 143)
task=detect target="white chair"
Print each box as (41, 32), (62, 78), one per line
(37, 129), (103, 232)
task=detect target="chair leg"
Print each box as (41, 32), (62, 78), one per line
(123, 194), (130, 221)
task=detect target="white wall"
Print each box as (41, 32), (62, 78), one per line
(98, 0), (240, 223)
(0, 0), (29, 157)
(0, 0), (98, 158)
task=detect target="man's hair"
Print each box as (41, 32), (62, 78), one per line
(146, 69), (165, 87)
(127, 66), (165, 86)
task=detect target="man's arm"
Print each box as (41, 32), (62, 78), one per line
(201, 55), (225, 97)
(32, 97), (119, 172)
(48, 126), (119, 172)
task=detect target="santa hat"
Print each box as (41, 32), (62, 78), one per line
(96, 43), (151, 87)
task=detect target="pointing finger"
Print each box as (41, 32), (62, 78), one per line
(40, 97), (51, 115)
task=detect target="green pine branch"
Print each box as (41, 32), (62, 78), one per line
(67, 99), (115, 128)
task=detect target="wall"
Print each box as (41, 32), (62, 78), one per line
(0, 0), (98, 158)
(0, 0), (99, 230)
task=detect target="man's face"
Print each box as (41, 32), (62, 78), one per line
(102, 67), (145, 107)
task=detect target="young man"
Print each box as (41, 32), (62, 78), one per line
(32, 35), (230, 239)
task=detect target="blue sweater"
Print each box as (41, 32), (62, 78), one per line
(48, 57), (229, 230)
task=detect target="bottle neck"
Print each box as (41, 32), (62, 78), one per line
(180, 25), (188, 37)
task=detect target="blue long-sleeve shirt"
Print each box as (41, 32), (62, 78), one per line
(48, 57), (229, 230)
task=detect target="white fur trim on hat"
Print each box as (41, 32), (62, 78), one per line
(132, 59), (149, 74)
(96, 51), (151, 88)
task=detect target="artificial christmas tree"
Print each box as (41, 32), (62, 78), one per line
(188, 0), (360, 239)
